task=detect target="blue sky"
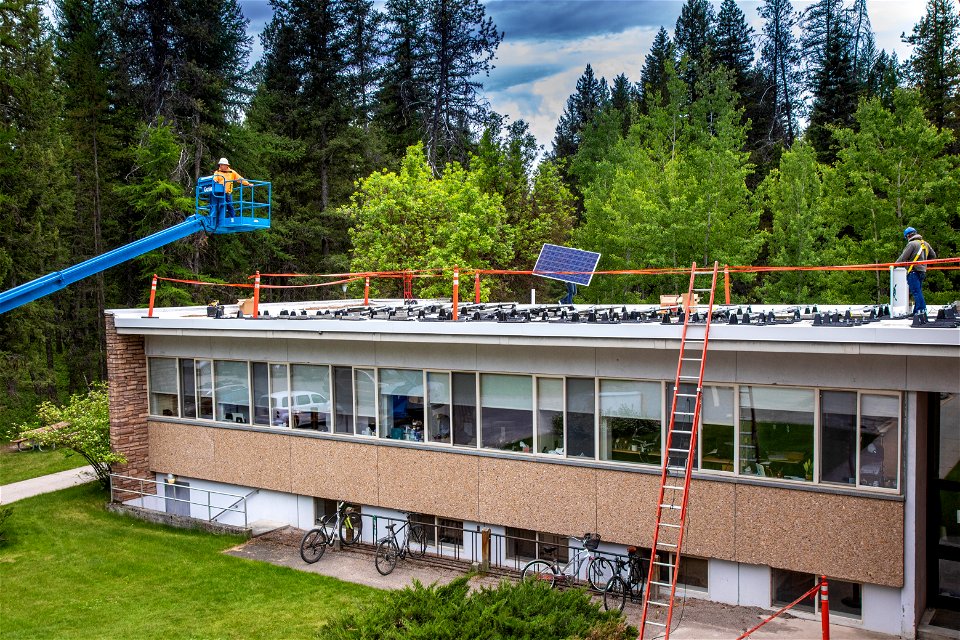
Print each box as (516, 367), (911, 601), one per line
(238, 0), (926, 149)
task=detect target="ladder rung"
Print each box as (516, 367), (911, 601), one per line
(667, 447), (691, 453)
(657, 542), (678, 548)
(675, 392), (698, 397)
(670, 429), (692, 435)
(681, 358), (702, 362)
(647, 600), (669, 607)
(662, 485), (685, 491)
(658, 523), (681, 529)
(650, 580), (673, 588)
(678, 375), (700, 380)
(693, 288), (712, 292)
(659, 504), (681, 510)
(645, 621), (667, 628)
(673, 410), (696, 415)
(653, 561), (674, 567)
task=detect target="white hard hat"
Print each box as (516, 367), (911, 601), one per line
(217, 157), (229, 166)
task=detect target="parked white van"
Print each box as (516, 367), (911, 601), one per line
(257, 391), (330, 428)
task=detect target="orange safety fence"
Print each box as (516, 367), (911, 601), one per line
(735, 577), (830, 640)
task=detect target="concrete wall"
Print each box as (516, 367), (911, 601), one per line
(148, 421), (904, 588)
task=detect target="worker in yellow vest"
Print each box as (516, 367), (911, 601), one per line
(897, 227), (937, 317)
(214, 158), (252, 218)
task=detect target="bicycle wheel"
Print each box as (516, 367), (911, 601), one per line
(587, 556), (616, 591)
(520, 560), (557, 588)
(16, 439), (31, 452)
(340, 511), (362, 546)
(299, 528), (328, 564)
(603, 576), (628, 613)
(407, 524), (426, 558)
(375, 538), (399, 575)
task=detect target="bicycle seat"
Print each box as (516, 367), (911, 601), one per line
(541, 545), (557, 556)
(385, 523), (396, 531)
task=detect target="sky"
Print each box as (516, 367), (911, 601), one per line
(238, 0), (929, 151)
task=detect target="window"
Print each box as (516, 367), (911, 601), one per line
(179, 359), (197, 419)
(821, 391), (900, 490)
(701, 386), (735, 472)
(354, 368), (377, 436)
(599, 379), (661, 465)
(313, 498), (361, 525)
(196, 360), (214, 420)
(771, 569), (861, 619)
(214, 360), (250, 423)
(505, 527), (569, 563)
(333, 366), (353, 433)
(481, 374), (533, 452)
(426, 371), (451, 443)
(380, 369), (425, 441)
(656, 553), (708, 591)
(267, 364), (289, 427)
(252, 362), (270, 425)
(536, 378), (564, 455)
(567, 378), (596, 458)
(452, 372), (477, 447)
(739, 387), (814, 481)
(148, 358), (179, 417)
(290, 364), (330, 431)
(411, 513), (463, 547)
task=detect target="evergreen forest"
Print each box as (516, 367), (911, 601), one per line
(1, 0), (958, 425)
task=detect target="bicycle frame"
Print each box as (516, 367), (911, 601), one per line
(551, 542), (601, 581)
(320, 500), (360, 544)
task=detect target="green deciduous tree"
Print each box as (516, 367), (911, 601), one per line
(345, 144), (511, 300)
(18, 383), (124, 489)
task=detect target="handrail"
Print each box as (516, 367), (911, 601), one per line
(109, 473), (249, 527)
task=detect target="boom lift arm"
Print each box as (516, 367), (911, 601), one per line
(0, 177), (271, 315)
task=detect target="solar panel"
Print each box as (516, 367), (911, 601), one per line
(533, 244), (601, 286)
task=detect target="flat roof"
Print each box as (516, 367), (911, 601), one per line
(109, 299), (960, 356)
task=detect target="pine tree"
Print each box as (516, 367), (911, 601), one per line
(714, 0), (754, 99)
(342, 0), (385, 130)
(756, 0), (802, 147)
(376, 0), (428, 160)
(674, 0), (715, 98)
(867, 50), (901, 108)
(639, 27), (673, 113)
(802, 0), (858, 159)
(849, 0), (877, 87)
(904, 0), (960, 135)
(609, 73), (637, 137)
(552, 64), (610, 162)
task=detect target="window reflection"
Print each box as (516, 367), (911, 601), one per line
(481, 374), (533, 452)
(739, 387), (814, 481)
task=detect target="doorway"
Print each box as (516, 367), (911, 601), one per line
(930, 391), (960, 613)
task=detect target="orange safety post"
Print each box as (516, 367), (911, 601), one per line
(147, 274), (158, 317)
(474, 272), (481, 303)
(252, 271), (261, 318)
(364, 276), (370, 306)
(820, 577), (830, 640)
(724, 265), (731, 304)
(452, 266), (459, 320)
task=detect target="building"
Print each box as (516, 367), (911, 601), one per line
(105, 299), (959, 638)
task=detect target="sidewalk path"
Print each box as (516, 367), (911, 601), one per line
(227, 531), (896, 640)
(0, 465), (97, 504)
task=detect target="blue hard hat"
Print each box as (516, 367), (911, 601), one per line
(903, 226), (916, 239)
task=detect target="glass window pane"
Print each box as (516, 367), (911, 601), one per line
(196, 360), (213, 420)
(666, 383), (698, 470)
(821, 391), (857, 485)
(566, 378), (596, 458)
(481, 374), (533, 452)
(828, 579), (862, 619)
(427, 372), (451, 443)
(290, 364), (330, 431)
(860, 394), (899, 489)
(452, 372), (477, 447)
(179, 359), (197, 419)
(355, 368), (376, 436)
(599, 379), (659, 464)
(380, 369), (425, 441)
(214, 361), (249, 423)
(771, 569), (816, 612)
(252, 363), (270, 426)
(148, 358), (179, 417)
(701, 386), (734, 472)
(537, 378), (564, 455)
(333, 366), (354, 433)
(269, 364), (288, 427)
(739, 387), (814, 481)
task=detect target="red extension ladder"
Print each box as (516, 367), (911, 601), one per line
(638, 262), (720, 640)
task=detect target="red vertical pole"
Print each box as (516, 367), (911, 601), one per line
(364, 276), (370, 306)
(724, 265), (731, 304)
(147, 274), (158, 317)
(452, 266), (459, 320)
(474, 272), (481, 303)
(252, 271), (261, 318)
(820, 577), (830, 640)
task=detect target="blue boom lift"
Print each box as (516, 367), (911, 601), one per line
(0, 176), (271, 315)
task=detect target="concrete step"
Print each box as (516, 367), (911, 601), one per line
(249, 520), (289, 537)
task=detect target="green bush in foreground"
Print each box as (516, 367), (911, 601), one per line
(320, 576), (635, 640)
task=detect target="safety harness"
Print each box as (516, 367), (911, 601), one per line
(907, 239), (929, 274)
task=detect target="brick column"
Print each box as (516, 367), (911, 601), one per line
(105, 313), (150, 498)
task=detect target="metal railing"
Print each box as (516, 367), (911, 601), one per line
(109, 473), (249, 528)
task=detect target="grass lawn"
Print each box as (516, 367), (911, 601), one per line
(0, 484), (376, 639)
(0, 448), (89, 485)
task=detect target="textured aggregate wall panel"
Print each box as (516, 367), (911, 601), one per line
(478, 458), (597, 533)
(293, 339), (377, 367)
(374, 342), (478, 371)
(476, 345), (598, 377)
(376, 448), (480, 521)
(211, 429), (292, 493)
(208, 336), (288, 363)
(733, 485), (904, 588)
(289, 437), (379, 505)
(149, 422), (215, 477)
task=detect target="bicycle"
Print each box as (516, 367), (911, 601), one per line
(519, 533), (615, 591)
(299, 500), (363, 564)
(603, 545), (647, 612)
(374, 514), (427, 575)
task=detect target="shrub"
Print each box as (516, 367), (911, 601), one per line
(0, 506), (12, 544)
(319, 576), (635, 639)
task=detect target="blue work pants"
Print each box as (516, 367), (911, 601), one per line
(907, 271), (926, 315)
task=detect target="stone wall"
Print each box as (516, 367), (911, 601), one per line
(105, 313), (150, 493)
